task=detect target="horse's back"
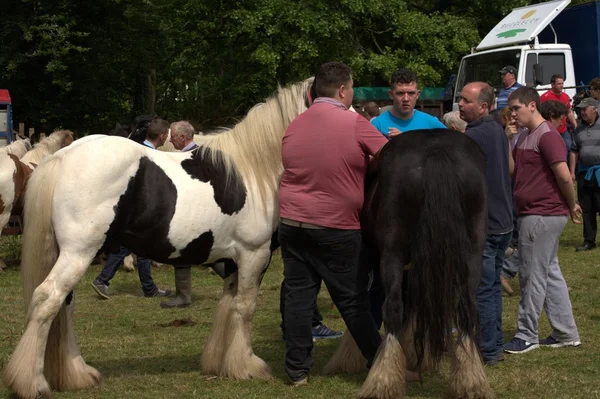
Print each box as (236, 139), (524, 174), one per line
(48, 135), (262, 265)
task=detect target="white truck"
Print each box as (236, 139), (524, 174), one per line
(453, 0), (593, 106)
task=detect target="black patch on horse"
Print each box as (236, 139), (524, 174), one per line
(177, 231), (214, 267)
(181, 147), (246, 215)
(103, 156), (214, 266)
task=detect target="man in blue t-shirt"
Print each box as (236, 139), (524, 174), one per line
(371, 68), (445, 138)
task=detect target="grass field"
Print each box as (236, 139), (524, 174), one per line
(0, 221), (599, 399)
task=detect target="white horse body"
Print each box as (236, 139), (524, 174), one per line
(3, 78), (312, 399)
(51, 136), (275, 265)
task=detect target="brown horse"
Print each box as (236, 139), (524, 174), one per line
(0, 130), (74, 270)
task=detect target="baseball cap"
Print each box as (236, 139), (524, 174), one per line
(499, 66), (517, 75)
(576, 97), (597, 108)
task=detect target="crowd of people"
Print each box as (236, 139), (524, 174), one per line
(88, 61), (589, 385)
(279, 61), (587, 384)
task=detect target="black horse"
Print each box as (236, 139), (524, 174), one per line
(357, 129), (494, 399)
(108, 114), (157, 143)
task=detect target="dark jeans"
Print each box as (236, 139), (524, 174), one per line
(280, 280), (323, 332)
(477, 232), (512, 363)
(96, 245), (157, 296)
(577, 174), (600, 245)
(562, 131), (572, 163)
(279, 223), (381, 382)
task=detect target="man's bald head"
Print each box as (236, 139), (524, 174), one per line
(458, 82), (494, 123)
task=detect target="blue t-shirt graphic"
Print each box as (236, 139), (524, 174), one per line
(371, 109), (445, 138)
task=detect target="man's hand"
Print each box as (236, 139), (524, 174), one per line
(571, 172), (576, 182)
(571, 204), (582, 224)
(505, 120), (518, 139)
(388, 127), (402, 137)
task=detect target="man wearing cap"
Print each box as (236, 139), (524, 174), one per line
(496, 66), (522, 110)
(569, 97), (600, 252)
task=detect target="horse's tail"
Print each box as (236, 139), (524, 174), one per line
(408, 148), (479, 369)
(21, 156), (62, 309)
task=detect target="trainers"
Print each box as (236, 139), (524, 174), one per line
(312, 323), (343, 340)
(497, 351), (505, 361)
(288, 376), (308, 386)
(91, 279), (110, 300)
(145, 288), (173, 298)
(503, 337), (539, 354)
(539, 336), (581, 348)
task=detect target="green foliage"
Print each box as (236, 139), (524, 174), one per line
(0, 0), (592, 133)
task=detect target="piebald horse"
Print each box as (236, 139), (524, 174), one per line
(0, 130), (74, 270)
(2, 78), (313, 399)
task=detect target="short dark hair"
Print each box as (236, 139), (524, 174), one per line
(146, 119), (170, 140)
(590, 77), (600, 90)
(477, 83), (495, 110)
(551, 74), (564, 84)
(315, 62), (352, 97)
(540, 100), (568, 121)
(390, 68), (418, 88)
(508, 87), (540, 111)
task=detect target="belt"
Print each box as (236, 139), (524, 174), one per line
(281, 218), (326, 229)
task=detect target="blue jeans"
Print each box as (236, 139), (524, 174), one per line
(96, 246), (157, 296)
(477, 232), (512, 363)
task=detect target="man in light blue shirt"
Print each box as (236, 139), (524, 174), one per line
(371, 68), (445, 138)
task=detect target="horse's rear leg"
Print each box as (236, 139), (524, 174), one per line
(399, 314), (436, 374)
(3, 253), (100, 399)
(201, 272), (237, 375)
(358, 252), (408, 399)
(448, 335), (494, 399)
(220, 248), (272, 380)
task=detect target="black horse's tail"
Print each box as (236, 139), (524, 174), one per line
(407, 148), (479, 369)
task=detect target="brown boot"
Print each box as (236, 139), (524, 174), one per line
(160, 267), (192, 308)
(500, 275), (514, 296)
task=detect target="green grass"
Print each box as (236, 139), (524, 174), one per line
(0, 221), (599, 399)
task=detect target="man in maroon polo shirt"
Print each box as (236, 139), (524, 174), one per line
(278, 61), (388, 384)
(503, 87), (582, 355)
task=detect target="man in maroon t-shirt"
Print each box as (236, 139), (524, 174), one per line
(278, 62), (387, 384)
(503, 87), (582, 355)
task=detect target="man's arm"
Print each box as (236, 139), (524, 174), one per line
(569, 151), (579, 181)
(508, 137), (515, 176)
(550, 161), (582, 223)
(567, 109), (578, 128)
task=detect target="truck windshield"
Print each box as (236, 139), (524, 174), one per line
(455, 49), (521, 101)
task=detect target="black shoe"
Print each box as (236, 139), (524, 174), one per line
(91, 279), (110, 300)
(576, 242), (596, 252)
(145, 288), (173, 298)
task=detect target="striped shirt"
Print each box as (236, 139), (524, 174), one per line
(496, 82), (523, 110)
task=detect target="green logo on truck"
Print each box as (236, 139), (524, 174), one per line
(497, 29), (527, 38)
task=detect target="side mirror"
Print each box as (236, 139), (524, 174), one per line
(533, 64), (544, 86)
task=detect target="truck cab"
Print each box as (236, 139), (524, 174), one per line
(454, 0), (576, 106)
